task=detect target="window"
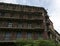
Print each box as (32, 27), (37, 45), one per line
(0, 32), (4, 40)
(8, 22), (13, 27)
(4, 4), (8, 9)
(37, 32), (42, 39)
(5, 32), (11, 40)
(0, 12), (5, 16)
(27, 32), (32, 39)
(36, 23), (40, 28)
(40, 12), (42, 15)
(0, 13), (2, 16)
(0, 4), (4, 8)
(4, 13), (11, 17)
(0, 22), (3, 27)
(27, 24), (32, 28)
(28, 15), (32, 19)
(18, 23), (23, 28)
(16, 32), (22, 39)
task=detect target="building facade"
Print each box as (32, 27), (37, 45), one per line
(48, 19), (60, 43)
(0, 2), (60, 45)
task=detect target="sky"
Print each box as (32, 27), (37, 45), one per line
(0, 0), (60, 33)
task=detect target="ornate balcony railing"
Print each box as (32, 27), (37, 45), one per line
(0, 16), (43, 21)
(0, 26), (44, 30)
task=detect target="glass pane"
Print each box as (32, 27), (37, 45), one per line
(8, 22), (13, 27)
(37, 32), (42, 39)
(27, 32), (32, 39)
(16, 32), (22, 39)
(0, 13), (1, 16)
(5, 32), (11, 40)
(27, 24), (32, 28)
(18, 23), (22, 28)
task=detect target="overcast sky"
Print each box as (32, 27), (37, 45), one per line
(0, 0), (60, 33)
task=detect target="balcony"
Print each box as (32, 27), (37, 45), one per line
(46, 19), (50, 25)
(0, 26), (44, 30)
(0, 23), (44, 30)
(0, 16), (43, 21)
(0, 4), (41, 13)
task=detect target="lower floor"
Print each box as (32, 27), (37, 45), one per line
(0, 29), (48, 41)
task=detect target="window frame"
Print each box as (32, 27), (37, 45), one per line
(16, 32), (22, 39)
(4, 32), (11, 40)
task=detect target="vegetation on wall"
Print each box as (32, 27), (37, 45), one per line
(14, 39), (60, 46)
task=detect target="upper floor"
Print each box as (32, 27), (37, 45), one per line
(0, 10), (44, 20)
(0, 2), (47, 13)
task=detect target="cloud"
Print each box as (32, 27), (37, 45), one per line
(0, 0), (16, 3)
(15, 0), (50, 6)
(15, 0), (40, 6)
(15, 0), (27, 4)
(49, 0), (60, 33)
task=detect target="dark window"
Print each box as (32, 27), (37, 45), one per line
(36, 32), (42, 39)
(0, 12), (5, 16)
(7, 22), (13, 27)
(36, 23), (40, 28)
(0, 13), (2, 16)
(18, 23), (23, 28)
(16, 32), (22, 39)
(27, 24), (32, 28)
(27, 32), (32, 39)
(5, 32), (11, 40)
(0, 32), (4, 40)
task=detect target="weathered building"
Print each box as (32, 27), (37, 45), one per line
(0, 2), (60, 45)
(48, 19), (60, 43)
